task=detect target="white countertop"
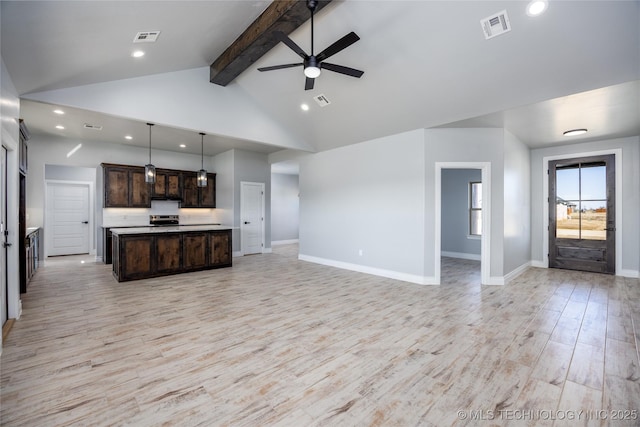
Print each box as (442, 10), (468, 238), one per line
(110, 225), (234, 236)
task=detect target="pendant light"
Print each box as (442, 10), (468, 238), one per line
(197, 132), (207, 188)
(145, 123), (156, 184)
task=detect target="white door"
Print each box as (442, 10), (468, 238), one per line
(241, 182), (264, 255)
(1, 147), (7, 326)
(46, 183), (90, 256)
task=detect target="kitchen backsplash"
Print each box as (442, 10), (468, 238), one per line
(103, 200), (222, 227)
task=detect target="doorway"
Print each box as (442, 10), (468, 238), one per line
(45, 182), (90, 256)
(435, 162), (491, 285)
(240, 181), (265, 255)
(548, 154), (615, 274)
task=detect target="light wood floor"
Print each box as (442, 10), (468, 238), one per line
(1, 246), (639, 426)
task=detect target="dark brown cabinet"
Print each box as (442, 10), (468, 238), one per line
(210, 230), (232, 267)
(103, 164), (214, 208)
(103, 164), (150, 208)
(112, 228), (232, 282)
(183, 233), (207, 269)
(153, 170), (182, 200)
(181, 172), (216, 208)
(156, 234), (181, 273)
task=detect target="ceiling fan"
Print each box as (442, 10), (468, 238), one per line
(258, 0), (364, 90)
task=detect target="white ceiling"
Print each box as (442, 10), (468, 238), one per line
(2, 1), (639, 159)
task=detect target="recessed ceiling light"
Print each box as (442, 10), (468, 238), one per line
(179, 144), (186, 148)
(563, 128), (588, 137)
(132, 50), (145, 58)
(55, 125), (65, 130)
(125, 135), (133, 140)
(300, 103), (310, 111)
(527, 0), (548, 17)
(53, 109), (65, 115)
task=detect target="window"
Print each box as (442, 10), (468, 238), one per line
(469, 182), (482, 236)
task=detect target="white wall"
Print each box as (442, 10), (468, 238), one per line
(441, 169), (481, 257)
(530, 136), (640, 276)
(233, 149), (271, 252)
(271, 173), (299, 243)
(1, 57), (22, 333)
(299, 129), (427, 283)
(425, 128), (505, 279)
(503, 130), (531, 275)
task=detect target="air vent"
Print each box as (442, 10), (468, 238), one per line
(480, 10), (511, 39)
(314, 94), (331, 107)
(133, 31), (161, 43)
(83, 123), (103, 131)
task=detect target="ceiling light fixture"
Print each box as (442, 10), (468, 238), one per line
(145, 123), (156, 184)
(526, 0), (548, 16)
(125, 135), (133, 140)
(55, 125), (65, 130)
(563, 128), (587, 137)
(300, 103), (310, 111)
(132, 50), (145, 58)
(53, 109), (65, 115)
(179, 144), (186, 148)
(197, 132), (208, 188)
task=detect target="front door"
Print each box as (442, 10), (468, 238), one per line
(549, 154), (615, 274)
(46, 183), (90, 256)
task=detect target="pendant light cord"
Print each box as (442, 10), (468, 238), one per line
(200, 132), (205, 169)
(147, 123), (154, 163)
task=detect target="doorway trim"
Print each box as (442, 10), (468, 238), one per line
(541, 149), (623, 275)
(44, 179), (95, 258)
(435, 162), (491, 285)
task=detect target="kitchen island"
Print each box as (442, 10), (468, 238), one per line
(110, 225), (232, 282)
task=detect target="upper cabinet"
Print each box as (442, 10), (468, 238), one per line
(103, 164), (150, 208)
(152, 169), (182, 200)
(102, 164), (215, 208)
(181, 172), (216, 208)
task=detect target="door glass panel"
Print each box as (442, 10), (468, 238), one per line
(470, 210), (482, 236)
(581, 200), (606, 240)
(556, 166), (579, 200)
(581, 165), (606, 200)
(556, 198), (578, 239)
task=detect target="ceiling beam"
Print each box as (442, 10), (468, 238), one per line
(210, 0), (332, 86)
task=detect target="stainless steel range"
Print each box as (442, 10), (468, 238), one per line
(149, 215), (179, 226)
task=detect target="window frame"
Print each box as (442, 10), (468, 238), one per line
(469, 181), (482, 237)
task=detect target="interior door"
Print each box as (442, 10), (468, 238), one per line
(46, 183), (90, 256)
(1, 147), (7, 326)
(241, 182), (264, 255)
(549, 154), (615, 274)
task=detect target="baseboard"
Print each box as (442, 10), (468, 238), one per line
(263, 248), (273, 254)
(441, 251), (481, 261)
(619, 269), (640, 278)
(94, 255), (103, 263)
(298, 254), (437, 285)
(530, 260), (546, 268)
(503, 261), (531, 284)
(272, 239), (299, 246)
(232, 251), (243, 258)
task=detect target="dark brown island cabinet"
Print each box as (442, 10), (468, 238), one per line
(111, 227), (232, 282)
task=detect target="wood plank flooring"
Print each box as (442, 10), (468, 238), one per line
(1, 247), (639, 426)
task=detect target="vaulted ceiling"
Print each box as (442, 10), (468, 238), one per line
(2, 1), (639, 157)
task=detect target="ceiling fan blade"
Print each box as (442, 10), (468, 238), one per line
(316, 32), (360, 62)
(257, 63), (303, 72)
(274, 31), (308, 59)
(321, 62), (364, 78)
(305, 77), (315, 91)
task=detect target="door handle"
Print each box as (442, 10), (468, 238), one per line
(3, 242), (12, 248)
(82, 221), (89, 224)
(244, 221), (250, 224)
(603, 227), (616, 231)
